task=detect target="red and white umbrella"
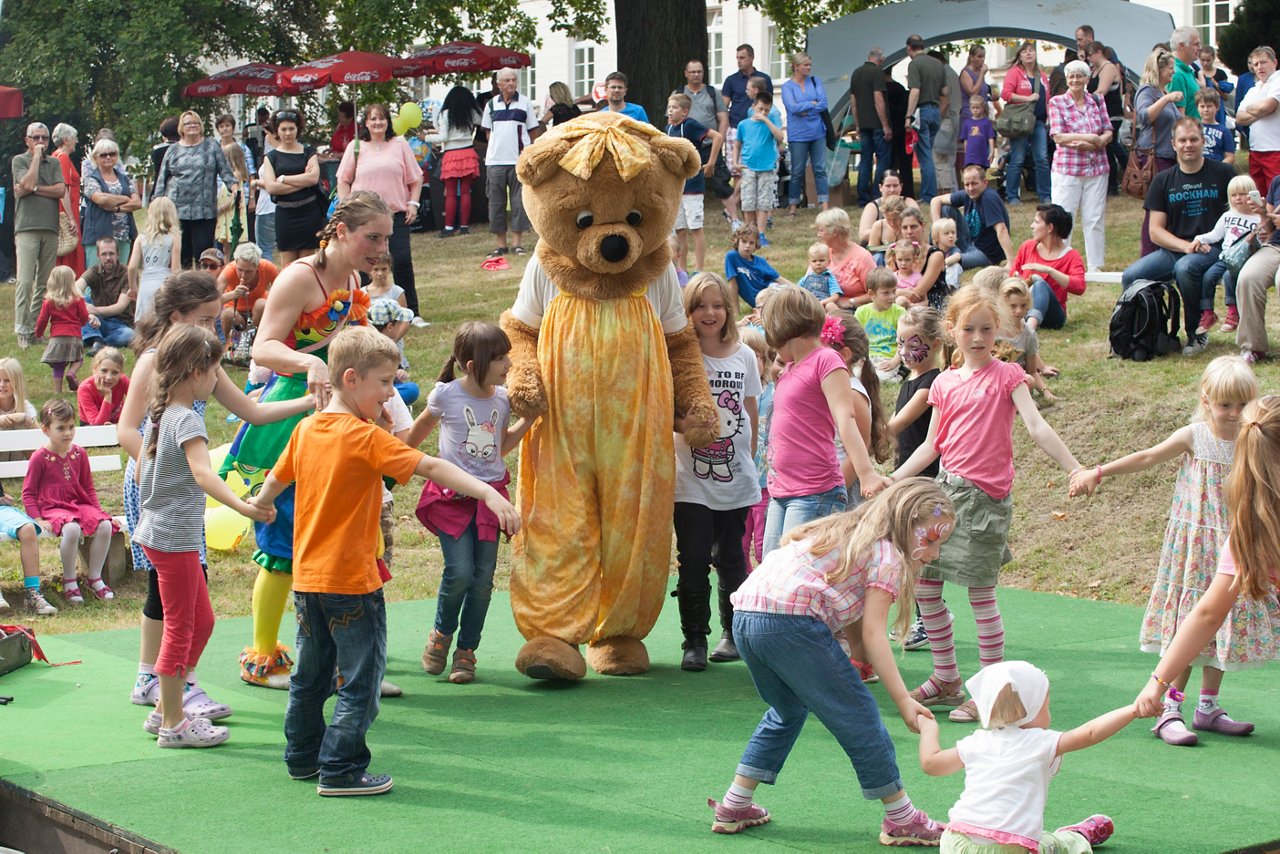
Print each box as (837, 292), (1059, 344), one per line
(276, 51), (423, 94)
(182, 63), (288, 99)
(408, 41), (531, 76)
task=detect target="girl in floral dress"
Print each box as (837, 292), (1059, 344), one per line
(1072, 355), (1268, 746)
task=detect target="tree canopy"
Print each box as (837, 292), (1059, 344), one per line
(1216, 0), (1276, 75)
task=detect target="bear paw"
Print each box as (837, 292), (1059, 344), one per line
(682, 399), (719, 450)
(515, 636), (586, 681)
(506, 366), (549, 419)
(586, 636), (650, 676)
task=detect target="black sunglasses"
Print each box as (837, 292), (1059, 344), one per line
(199, 261), (222, 270)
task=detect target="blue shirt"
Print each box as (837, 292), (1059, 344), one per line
(947, 188), (1010, 263)
(724, 250), (780, 308)
(667, 119), (710, 194)
(796, 269), (841, 300)
(611, 102), (650, 123)
(781, 76), (829, 143)
(1202, 121), (1236, 162)
(738, 107), (783, 172)
(723, 70), (774, 127)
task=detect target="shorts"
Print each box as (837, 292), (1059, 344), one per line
(922, 471), (1012, 587)
(740, 168), (778, 213)
(0, 505), (39, 539)
(674, 195), (705, 231)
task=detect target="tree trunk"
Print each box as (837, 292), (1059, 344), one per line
(614, 0), (708, 125)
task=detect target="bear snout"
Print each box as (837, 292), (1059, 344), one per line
(600, 234), (630, 263)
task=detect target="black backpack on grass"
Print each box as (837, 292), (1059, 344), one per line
(1109, 279), (1182, 361)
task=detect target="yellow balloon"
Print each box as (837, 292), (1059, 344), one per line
(205, 444), (251, 508)
(205, 505), (250, 552)
(400, 101), (423, 129)
(392, 113), (411, 136)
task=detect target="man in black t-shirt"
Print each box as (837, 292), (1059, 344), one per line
(1121, 117), (1236, 354)
(849, 47), (892, 205)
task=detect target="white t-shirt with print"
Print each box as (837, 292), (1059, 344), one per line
(425, 381), (511, 484)
(674, 342), (762, 510)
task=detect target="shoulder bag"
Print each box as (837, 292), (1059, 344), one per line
(994, 70), (1037, 139)
(1120, 113), (1156, 200)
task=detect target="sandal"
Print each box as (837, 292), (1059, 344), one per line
(908, 677), (966, 708)
(485, 247), (508, 259)
(62, 579), (84, 606)
(448, 648), (476, 684)
(90, 579), (114, 600)
(422, 629), (452, 675)
(948, 698), (980, 723)
(512, 246), (527, 256)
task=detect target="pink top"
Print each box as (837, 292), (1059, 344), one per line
(35, 299), (90, 339)
(731, 537), (903, 633)
(767, 346), (846, 498)
(1047, 92), (1111, 177)
(20, 445), (118, 537)
(831, 242), (875, 299)
(337, 138), (421, 213)
(1001, 65), (1050, 104)
(1215, 538), (1279, 585)
(927, 359), (1028, 499)
(77, 375), (129, 425)
(896, 270), (922, 291)
(1010, 240), (1086, 314)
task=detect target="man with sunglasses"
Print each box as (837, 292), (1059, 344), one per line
(11, 122), (66, 349)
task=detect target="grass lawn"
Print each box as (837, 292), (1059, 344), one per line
(4, 178), (1278, 638)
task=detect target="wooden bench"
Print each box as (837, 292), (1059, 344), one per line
(0, 425), (132, 582)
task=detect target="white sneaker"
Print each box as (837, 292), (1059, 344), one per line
(157, 716), (229, 748)
(410, 316), (431, 329)
(131, 672), (160, 706)
(0, 592), (11, 616)
(183, 682), (233, 720)
(25, 588), (56, 615)
(143, 709), (193, 735)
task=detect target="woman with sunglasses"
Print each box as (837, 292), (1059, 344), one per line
(255, 109), (322, 267)
(81, 138), (141, 269)
(154, 110), (239, 268)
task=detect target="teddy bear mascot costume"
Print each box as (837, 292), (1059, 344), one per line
(500, 111), (718, 681)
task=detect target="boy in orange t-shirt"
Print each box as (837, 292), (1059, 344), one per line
(253, 326), (520, 797)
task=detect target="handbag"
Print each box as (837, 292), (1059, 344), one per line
(993, 70), (1038, 139)
(820, 108), (838, 150)
(1222, 230), (1259, 273)
(1121, 120), (1156, 200)
(56, 211), (77, 256)
(327, 138), (358, 220)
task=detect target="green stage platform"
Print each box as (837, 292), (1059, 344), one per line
(1, 587), (1278, 853)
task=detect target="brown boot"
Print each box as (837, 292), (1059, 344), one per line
(448, 649), (476, 684)
(422, 629), (452, 675)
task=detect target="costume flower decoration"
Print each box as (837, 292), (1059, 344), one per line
(298, 287), (370, 330)
(819, 314), (845, 347)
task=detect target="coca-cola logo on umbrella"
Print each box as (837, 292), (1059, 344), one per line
(343, 71), (382, 82)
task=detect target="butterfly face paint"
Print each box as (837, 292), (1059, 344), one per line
(898, 333), (930, 365)
(911, 505), (953, 562)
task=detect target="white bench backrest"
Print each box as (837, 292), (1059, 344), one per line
(0, 425), (123, 481)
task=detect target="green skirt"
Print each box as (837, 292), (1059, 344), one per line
(922, 472), (1013, 587)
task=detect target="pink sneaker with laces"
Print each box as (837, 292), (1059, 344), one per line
(708, 797), (771, 834)
(1195, 310), (1219, 336)
(1222, 305), (1240, 332)
(879, 810), (944, 846)
(1056, 814), (1114, 846)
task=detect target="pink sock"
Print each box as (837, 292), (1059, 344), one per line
(969, 586), (1005, 668)
(916, 579), (959, 685)
(722, 782), (754, 810)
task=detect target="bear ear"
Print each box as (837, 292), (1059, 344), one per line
(650, 135), (701, 181)
(516, 137), (574, 188)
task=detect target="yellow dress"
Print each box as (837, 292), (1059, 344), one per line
(512, 289), (674, 645)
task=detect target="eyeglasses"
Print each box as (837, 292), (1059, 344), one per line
(99, 151), (118, 158)
(27, 135), (48, 142)
(199, 261), (222, 270)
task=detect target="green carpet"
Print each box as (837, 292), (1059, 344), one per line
(1, 587), (1277, 853)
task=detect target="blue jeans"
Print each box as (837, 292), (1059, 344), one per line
(434, 519), (499, 650)
(1200, 258), (1238, 309)
(788, 137), (829, 207)
(81, 293), (136, 348)
(733, 611), (905, 800)
(1121, 246), (1221, 339)
(1028, 276), (1067, 329)
(856, 128), (891, 205)
(395, 381), (419, 407)
(284, 590), (387, 785)
(915, 104), (942, 201)
(255, 212), (277, 263)
(762, 485), (847, 557)
(1006, 120), (1051, 203)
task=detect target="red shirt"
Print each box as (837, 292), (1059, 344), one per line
(330, 121), (355, 155)
(35, 298), (90, 339)
(77, 374), (129, 425)
(1010, 240), (1086, 314)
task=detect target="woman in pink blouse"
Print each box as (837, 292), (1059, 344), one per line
(1048, 60), (1112, 273)
(1010, 203), (1085, 335)
(337, 103), (424, 319)
(1001, 42), (1051, 206)
(815, 208), (875, 310)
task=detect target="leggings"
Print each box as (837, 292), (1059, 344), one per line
(142, 562), (210, 621)
(143, 546), (214, 679)
(443, 177), (473, 231)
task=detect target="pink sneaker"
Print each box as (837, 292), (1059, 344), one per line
(1195, 310), (1219, 336)
(879, 810), (944, 846)
(1193, 706), (1255, 736)
(1056, 814), (1114, 846)
(708, 797), (771, 834)
(1221, 305), (1240, 332)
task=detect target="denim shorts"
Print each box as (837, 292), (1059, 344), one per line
(0, 505), (38, 538)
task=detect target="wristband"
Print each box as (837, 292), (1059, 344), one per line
(408, 201), (420, 207)
(1151, 673), (1184, 702)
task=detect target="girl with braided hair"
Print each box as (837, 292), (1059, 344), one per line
(221, 191), (387, 689)
(133, 324), (273, 747)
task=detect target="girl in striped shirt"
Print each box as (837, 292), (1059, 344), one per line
(708, 477), (954, 847)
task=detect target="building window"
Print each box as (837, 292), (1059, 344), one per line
(574, 45), (596, 99)
(519, 55), (536, 104)
(707, 8), (724, 85)
(769, 26), (787, 81)
(1192, 0), (1238, 49)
